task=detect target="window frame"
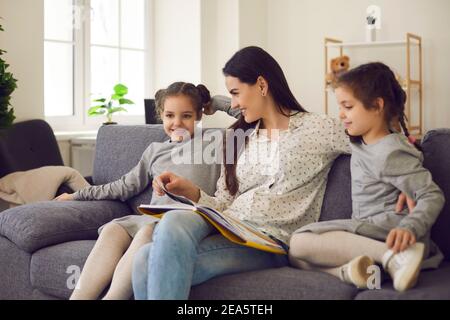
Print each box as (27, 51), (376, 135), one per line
(45, 0), (153, 132)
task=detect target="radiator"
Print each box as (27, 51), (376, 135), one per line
(71, 138), (96, 177)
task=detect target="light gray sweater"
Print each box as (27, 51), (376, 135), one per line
(73, 132), (222, 205)
(351, 133), (445, 240)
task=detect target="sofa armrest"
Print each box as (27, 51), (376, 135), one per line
(0, 200), (132, 253)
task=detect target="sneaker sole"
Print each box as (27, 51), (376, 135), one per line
(349, 255), (375, 289)
(394, 243), (425, 292)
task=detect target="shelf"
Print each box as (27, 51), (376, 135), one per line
(325, 84), (420, 92)
(326, 41), (419, 48)
(324, 33), (423, 136)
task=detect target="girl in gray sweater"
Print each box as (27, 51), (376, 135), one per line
(55, 82), (222, 300)
(289, 62), (445, 292)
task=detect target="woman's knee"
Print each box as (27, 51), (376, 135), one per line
(155, 210), (207, 242)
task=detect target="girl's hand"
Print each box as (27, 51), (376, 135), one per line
(53, 193), (75, 201)
(395, 192), (416, 214)
(386, 228), (416, 253)
(152, 171), (201, 202)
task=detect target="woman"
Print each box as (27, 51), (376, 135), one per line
(131, 46), (352, 300)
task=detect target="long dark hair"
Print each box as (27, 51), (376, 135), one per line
(336, 62), (421, 151)
(222, 46), (307, 196)
(155, 82), (211, 120)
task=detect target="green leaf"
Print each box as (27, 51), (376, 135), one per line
(108, 107), (128, 114)
(111, 94), (123, 100)
(114, 83), (128, 96)
(88, 110), (106, 116)
(93, 98), (106, 103)
(119, 98), (134, 105)
(88, 106), (107, 116)
(88, 105), (105, 114)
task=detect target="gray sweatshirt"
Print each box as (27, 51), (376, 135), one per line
(73, 132), (222, 204)
(351, 133), (445, 239)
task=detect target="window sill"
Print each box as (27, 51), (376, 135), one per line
(54, 130), (98, 142)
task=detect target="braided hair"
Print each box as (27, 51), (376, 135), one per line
(336, 62), (421, 151)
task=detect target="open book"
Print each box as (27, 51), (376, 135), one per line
(138, 181), (287, 255)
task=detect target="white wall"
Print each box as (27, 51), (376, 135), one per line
(267, 0), (450, 131)
(0, 0), (44, 122)
(2, 0), (448, 131)
(199, 0), (269, 128)
(152, 0), (202, 89)
(200, 0), (239, 128)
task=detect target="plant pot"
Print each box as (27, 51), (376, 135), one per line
(102, 122), (117, 126)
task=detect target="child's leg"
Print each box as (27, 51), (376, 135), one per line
(289, 257), (343, 278)
(102, 224), (154, 300)
(289, 254), (375, 288)
(289, 231), (387, 267)
(70, 223), (132, 300)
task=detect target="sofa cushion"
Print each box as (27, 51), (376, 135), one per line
(354, 262), (450, 300)
(30, 240), (95, 299)
(422, 129), (450, 260)
(93, 125), (168, 213)
(0, 200), (131, 253)
(0, 236), (33, 299)
(189, 267), (359, 300)
(320, 154), (352, 221)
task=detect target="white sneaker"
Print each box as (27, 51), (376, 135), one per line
(339, 255), (375, 289)
(382, 242), (425, 292)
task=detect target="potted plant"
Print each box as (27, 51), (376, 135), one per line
(88, 83), (134, 125)
(0, 21), (17, 129)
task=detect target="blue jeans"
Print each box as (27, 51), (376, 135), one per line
(131, 210), (288, 300)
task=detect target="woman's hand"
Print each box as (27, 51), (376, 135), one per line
(53, 193), (75, 201)
(386, 228), (416, 253)
(152, 171), (201, 203)
(395, 192), (416, 214)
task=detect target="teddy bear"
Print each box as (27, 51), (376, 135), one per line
(326, 55), (350, 87)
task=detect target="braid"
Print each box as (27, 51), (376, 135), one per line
(398, 112), (422, 151)
(391, 80), (422, 151)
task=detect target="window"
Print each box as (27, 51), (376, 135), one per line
(44, 0), (75, 117)
(44, 0), (151, 131)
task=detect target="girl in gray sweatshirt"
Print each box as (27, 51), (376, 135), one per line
(55, 82), (222, 300)
(289, 63), (445, 292)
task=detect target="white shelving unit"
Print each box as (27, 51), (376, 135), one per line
(324, 33), (423, 136)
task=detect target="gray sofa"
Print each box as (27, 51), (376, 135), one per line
(0, 125), (449, 300)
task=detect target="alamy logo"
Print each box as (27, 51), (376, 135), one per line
(66, 265), (81, 290)
(170, 124), (281, 175)
(366, 265), (382, 290)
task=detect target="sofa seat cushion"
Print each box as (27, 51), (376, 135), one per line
(189, 267), (359, 300)
(30, 240), (95, 299)
(0, 200), (131, 253)
(355, 262), (450, 300)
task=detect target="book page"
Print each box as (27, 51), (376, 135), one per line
(154, 178), (196, 206)
(139, 203), (195, 213)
